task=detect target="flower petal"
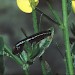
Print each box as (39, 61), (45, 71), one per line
(17, 0), (39, 13)
(72, 1), (75, 13)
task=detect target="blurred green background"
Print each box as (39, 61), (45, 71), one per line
(0, 0), (75, 75)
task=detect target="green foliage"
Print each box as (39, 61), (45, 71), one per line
(4, 45), (24, 66)
(32, 9), (38, 33)
(46, 0), (62, 26)
(0, 0), (74, 74)
(19, 27), (54, 65)
(62, 0), (74, 74)
(0, 37), (4, 55)
(1, 27), (54, 75)
(71, 23), (75, 36)
(72, 43), (75, 55)
(0, 37), (4, 75)
(40, 57), (53, 75)
(67, 0), (72, 16)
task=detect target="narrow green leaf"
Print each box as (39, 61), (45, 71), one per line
(46, 0), (63, 26)
(0, 37), (4, 75)
(71, 43), (75, 55)
(23, 41), (32, 56)
(70, 23), (75, 36)
(30, 28), (54, 59)
(20, 51), (28, 62)
(30, 42), (40, 59)
(23, 41), (38, 63)
(4, 45), (23, 66)
(36, 7), (59, 25)
(44, 61), (53, 75)
(23, 28), (54, 64)
(40, 57), (52, 75)
(0, 37), (4, 55)
(67, 0), (72, 16)
(72, 54), (75, 68)
(40, 59), (47, 75)
(38, 28), (54, 57)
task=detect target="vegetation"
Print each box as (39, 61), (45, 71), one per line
(0, 0), (75, 75)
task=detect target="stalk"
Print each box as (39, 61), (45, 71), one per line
(4, 45), (29, 75)
(32, 5), (47, 75)
(25, 70), (29, 75)
(62, 0), (74, 74)
(32, 9), (38, 33)
(23, 64), (29, 75)
(40, 57), (47, 75)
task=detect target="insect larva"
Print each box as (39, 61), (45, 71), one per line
(12, 29), (51, 54)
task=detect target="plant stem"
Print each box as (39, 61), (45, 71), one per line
(32, 8), (47, 75)
(32, 9), (38, 33)
(40, 57), (47, 75)
(62, 0), (74, 75)
(4, 45), (23, 66)
(25, 70), (29, 75)
(4, 45), (29, 75)
(23, 64), (29, 75)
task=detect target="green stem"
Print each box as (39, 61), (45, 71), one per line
(32, 8), (47, 75)
(4, 45), (29, 75)
(23, 64), (29, 75)
(64, 59), (69, 75)
(62, 0), (74, 75)
(40, 57), (47, 75)
(4, 45), (23, 66)
(25, 70), (29, 75)
(32, 9), (38, 33)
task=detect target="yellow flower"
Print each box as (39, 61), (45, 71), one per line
(72, 0), (75, 13)
(17, 0), (39, 13)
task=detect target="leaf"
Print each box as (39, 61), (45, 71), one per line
(69, 37), (75, 44)
(72, 54), (75, 68)
(46, 0), (62, 26)
(30, 28), (54, 59)
(38, 28), (54, 57)
(20, 51), (28, 62)
(0, 56), (4, 75)
(0, 37), (4, 75)
(30, 42), (40, 59)
(23, 28), (54, 64)
(40, 57), (53, 75)
(0, 37), (4, 55)
(67, 0), (72, 16)
(24, 41), (40, 63)
(71, 43), (75, 55)
(4, 45), (23, 66)
(70, 23), (75, 36)
(23, 41), (37, 64)
(23, 41), (32, 56)
(45, 61), (53, 75)
(36, 7), (59, 26)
